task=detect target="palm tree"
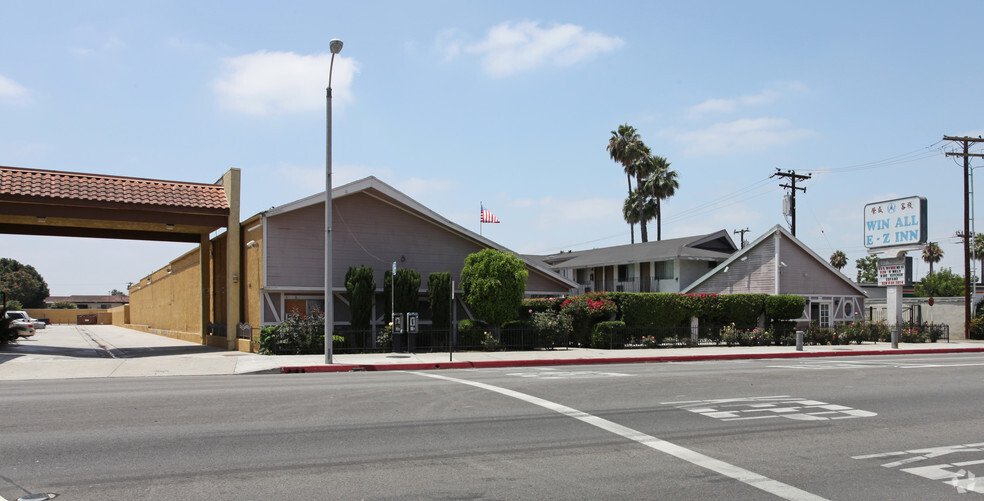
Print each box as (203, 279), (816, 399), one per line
(608, 124), (647, 244)
(622, 191), (658, 232)
(639, 155), (678, 241)
(922, 242), (944, 276)
(829, 250), (848, 271)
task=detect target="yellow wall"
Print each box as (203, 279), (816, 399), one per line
(128, 248), (203, 340)
(122, 214), (262, 351)
(25, 308), (122, 324)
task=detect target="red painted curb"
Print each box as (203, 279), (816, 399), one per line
(278, 347), (984, 374)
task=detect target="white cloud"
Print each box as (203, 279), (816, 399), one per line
(688, 81), (807, 115)
(671, 118), (815, 155)
(213, 50), (359, 115)
(462, 21), (623, 77)
(0, 74), (29, 103)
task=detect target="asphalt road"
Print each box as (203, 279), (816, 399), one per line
(2, 354), (983, 500)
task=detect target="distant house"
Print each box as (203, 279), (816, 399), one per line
(532, 230), (739, 294)
(44, 295), (129, 309)
(683, 225), (867, 327)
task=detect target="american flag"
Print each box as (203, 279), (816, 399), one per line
(480, 205), (500, 223)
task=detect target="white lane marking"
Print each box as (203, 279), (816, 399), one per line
(853, 442), (984, 495)
(410, 371), (827, 501)
(663, 396), (876, 422)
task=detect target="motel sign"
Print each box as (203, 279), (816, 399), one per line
(863, 196), (927, 249)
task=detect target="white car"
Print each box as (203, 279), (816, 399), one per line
(4, 310), (36, 338)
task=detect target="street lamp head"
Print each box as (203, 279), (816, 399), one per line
(330, 39), (344, 54)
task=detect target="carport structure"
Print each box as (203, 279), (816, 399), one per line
(0, 165), (242, 348)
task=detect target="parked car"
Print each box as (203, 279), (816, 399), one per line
(4, 310), (36, 338)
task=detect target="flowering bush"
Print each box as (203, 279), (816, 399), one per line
(531, 310), (572, 349)
(560, 295), (617, 320)
(561, 294), (618, 346)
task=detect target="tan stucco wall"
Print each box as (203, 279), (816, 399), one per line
(128, 248), (203, 340)
(25, 308), (122, 325)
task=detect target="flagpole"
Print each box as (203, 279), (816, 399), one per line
(480, 201), (483, 236)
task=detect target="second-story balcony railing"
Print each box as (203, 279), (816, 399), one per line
(577, 278), (660, 294)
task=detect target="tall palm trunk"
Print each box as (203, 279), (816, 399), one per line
(626, 174), (635, 244)
(656, 198), (662, 241)
(637, 173), (648, 243)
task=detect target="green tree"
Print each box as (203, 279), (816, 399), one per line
(855, 255), (878, 283)
(639, 154), (678, 241)
(344, 266), (375, 330)
(0, 258), (49, 308)
(109, 288), (128, 297)
(427, 272), (452, 329)
(922, 242), (944, 276)
(829, 250), (848, 271)
(460, 249), (529, 333)
(608, 124), (648, 244)
(915, 267), (964, 297)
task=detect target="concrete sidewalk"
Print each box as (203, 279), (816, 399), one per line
(1, 324), (982, 380)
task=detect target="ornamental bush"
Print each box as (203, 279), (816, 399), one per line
(561, 294), (618, 346)
(460, 249), (529, 330)
(718, 294), (768, 328)
(591, 320), (626, 349)
(531, 310), (572, 349)
(344, 266), (375, 330)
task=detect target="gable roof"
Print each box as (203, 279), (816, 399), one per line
(682, 224), (867, 296)
(264, 176), (578, 290)
(535, 230), (738, 269)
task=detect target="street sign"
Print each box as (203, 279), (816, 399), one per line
(863, 196), (927, 249)
(407, 312), (418, 334)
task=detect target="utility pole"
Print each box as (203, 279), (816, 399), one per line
(734, 228), (750, 249)
(771, 169), (811, 236)
(944, 135), (984, 339)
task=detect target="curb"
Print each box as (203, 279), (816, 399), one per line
(279, 346), (984, 374)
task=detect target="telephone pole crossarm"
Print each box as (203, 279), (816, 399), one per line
(772, 169), (812, 236)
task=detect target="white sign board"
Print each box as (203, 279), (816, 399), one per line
(878, 262), (905, 286)
(863, 196), (927, 249)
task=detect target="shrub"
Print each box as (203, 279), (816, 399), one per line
(765, 295), (805, 321)
(460, 249), (528, 329)
(718, 294), (767, 328)
(520, 297), (563, 321)
(561, 294), (618, 346)
(457, 319), (488, 347)
(344, 266), (375, 330)
(428, 272), (452, 328)
(591, 321), (626, 349)
(531, 310), (572, 349)
(620, 293), (689, 327)
(260, 310), (345, 355)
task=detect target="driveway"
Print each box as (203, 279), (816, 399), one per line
(0, 324), (278, 380)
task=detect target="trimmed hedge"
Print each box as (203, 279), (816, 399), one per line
(765, 295), (806, 321)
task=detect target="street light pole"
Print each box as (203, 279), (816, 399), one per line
(325, 38), (343, 364)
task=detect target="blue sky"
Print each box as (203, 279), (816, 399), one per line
(2, 1), (983, 295)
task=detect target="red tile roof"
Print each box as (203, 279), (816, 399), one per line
(0, 166), (228, 211)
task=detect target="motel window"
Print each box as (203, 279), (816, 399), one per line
(655, 261), (674, 280)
